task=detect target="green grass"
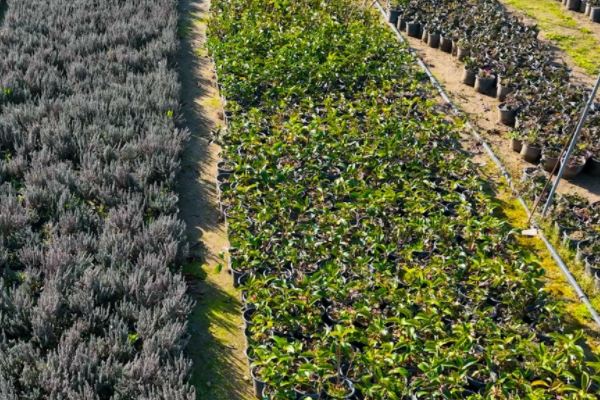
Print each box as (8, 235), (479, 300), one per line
(183, 261), (253, 400)
(503, 0), (600, 75)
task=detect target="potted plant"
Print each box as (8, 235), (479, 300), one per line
(520, 131), (543, 163)
(455, 39), (470, 61)
(461, 57), (478, 87)
(497, 97), (519, 126)
(509, 130), (523, 153)
(496, 75), (516, 101)
(406, 19), (421, 38)
(561, 150), (586, 179)
(475, 66), (496, 94)
(540, 146), (561, 173)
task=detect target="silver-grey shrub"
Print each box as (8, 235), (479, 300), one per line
(0, 0), (194, 398)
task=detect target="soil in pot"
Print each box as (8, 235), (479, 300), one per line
(217, 160), (237, 175)
(540, 147), (561, 173)
(321, 376), (355, 400)
(561, 155), (586, 179)
(520, 143), (542, 163)
(461, 67), (476, 86)
(562, 229), (588, 249)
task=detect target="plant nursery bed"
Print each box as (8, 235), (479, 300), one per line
(207, 0), (600, 398)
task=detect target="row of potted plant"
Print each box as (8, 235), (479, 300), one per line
(209, 0), (600, 398)
(557, 0), (600, 23)
(386, 0), (600, 180)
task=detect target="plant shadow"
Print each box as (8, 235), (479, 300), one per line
(175, 0), (253, 398)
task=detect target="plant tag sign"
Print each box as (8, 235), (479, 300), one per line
(522, 228), (538, 237)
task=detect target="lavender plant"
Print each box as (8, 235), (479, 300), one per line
(0, 0), (194, 398)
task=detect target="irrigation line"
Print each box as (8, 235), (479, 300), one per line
(373, 0), (600, 329)
(542, 72), (600, 216)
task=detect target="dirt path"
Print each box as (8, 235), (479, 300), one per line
(175, 0), (253, 399)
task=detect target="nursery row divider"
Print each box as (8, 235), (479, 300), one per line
(373, 0), (600, 329)
(541, 70), (600, 217)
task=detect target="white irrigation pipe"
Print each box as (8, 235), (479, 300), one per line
(542, 72), (600, 216)
(373, 0), (600, 329)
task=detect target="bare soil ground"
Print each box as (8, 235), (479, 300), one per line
(176, 0), (254, 398)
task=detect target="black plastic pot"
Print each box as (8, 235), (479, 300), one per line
(540, 147), (561, 173)
(520, 143), (542, 163)
(466, 375), (487, 391)
(585, 156), (600, 176)
(322, 305), (340, 326)
(566, 0), (581, 10)
(427, 33), (440, 48)
(245, 345), (256, 365)
(511, 138), (523, 153)
(497, 103), (516, 126)
(251, 367), (267, 399)
(585, 255), (600, 278)
(554, 220), (576, 236)
(576, 239), (591, 262)
(461, 67), (476, 86)
(474, 74), (495, 94)
(521, 166), (539, 182)
(581, 0), (588, 13)
(496, 84), (513, 102)
(217, 160), (236, 175)
(406, 22), (420, 38)
(243, 307), (256, 329)
(439, 36), (452, 53)
(590, 6), (600, 22)
(321, 376), (355, 400)
(387, 8), (400, 24)
(456, 46), (470, 61)
(561, 156), (586, 179)
(397, 16), (406, 31)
